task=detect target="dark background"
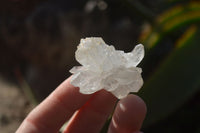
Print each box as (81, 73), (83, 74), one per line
(0, 0), (200, 133)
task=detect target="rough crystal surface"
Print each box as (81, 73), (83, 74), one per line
(70, 37), (144, 99)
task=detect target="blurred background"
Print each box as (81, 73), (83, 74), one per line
(0, 0), (200, 132)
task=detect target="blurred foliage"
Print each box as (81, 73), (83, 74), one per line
(137, 1), (200, 133)
(139, 26), (200, 132)
(0, 0), (200, 133)
(106, 0), (200, 133)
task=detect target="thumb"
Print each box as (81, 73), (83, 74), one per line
(108, 94), (147, 133)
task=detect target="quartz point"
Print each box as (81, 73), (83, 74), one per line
(70, 37), (144, 99)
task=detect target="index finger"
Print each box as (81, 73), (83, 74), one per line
(16, 77), (92, 133)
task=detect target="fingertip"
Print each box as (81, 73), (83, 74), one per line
(64, 90), (118, 133)
(108, 94), (147, 133)
(119, 94), (147, 117)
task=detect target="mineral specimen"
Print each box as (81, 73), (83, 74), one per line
(70, 37), (144, 99)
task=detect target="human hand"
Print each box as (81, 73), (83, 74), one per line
(16, 77), (146, 133)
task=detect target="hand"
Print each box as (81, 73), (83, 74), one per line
(16, 77), (146, 133)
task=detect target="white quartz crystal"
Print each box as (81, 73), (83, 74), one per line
(70, 37), (144, 99)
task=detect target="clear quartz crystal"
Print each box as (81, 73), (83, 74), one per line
(70, 37), (144, 99)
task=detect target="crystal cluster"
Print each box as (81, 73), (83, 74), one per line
(70, 37), (144, 99)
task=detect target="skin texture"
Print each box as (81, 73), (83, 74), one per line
(16, 77), (147, 133)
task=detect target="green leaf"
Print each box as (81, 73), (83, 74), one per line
(139, 26), (200, 128)
(140, 2), (200, 49)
